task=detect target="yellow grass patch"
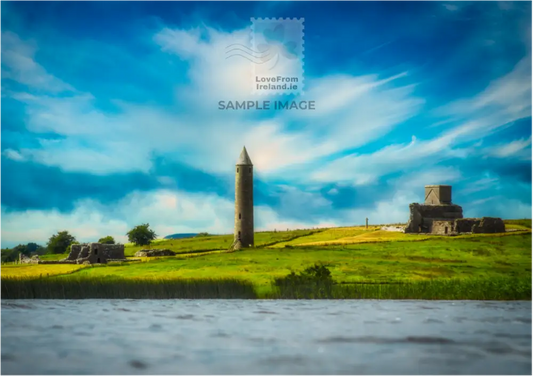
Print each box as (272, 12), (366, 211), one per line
(1, 264), (86, 278)
(283, 228), (531, 247)
(271, 226), (381, 248)
(293, 230), (427, 246)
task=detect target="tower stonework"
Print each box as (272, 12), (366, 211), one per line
(234, 147), (254, 248)
(425, 185), (452, 205)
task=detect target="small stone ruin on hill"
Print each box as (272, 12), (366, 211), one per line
(20, 243), (128, 264)
(404, 185), (505, 236)
(134, 249), (176, 257)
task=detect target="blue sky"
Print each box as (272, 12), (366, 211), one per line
(2, 1), (531, 247)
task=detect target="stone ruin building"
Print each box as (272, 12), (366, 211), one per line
(63, 243), (126, 264)
(20, 243), (127, 265)
(404, 185), (505, 235)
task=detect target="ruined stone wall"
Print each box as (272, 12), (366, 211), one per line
(20, 255), (40, 264)
(449, 217), (505, 234)
(61, 243), (126, 264)
(79, 246), (90, 259)
(417, 204), (463, 219)
(406, 211), (506, 236)
(405, 203), (463, 233)
(74, 243), (122, 264)
(473, 217), (505, 234)
(101, 244), (125, 259)
(431, 220), (456, 235)
(455, 218), (480, 233)
(64, 244), (82, 261)
(404, 204), (423, 233)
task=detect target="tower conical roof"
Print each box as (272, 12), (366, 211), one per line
(236, 146), (253, 165)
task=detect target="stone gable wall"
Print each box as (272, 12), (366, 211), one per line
(61, 243), (126, 264)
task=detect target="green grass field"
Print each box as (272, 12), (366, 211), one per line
(2, 220), (531, 299)
(121, 229), (320, 256)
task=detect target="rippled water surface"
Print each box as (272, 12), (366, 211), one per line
(1, 300), (531, 374)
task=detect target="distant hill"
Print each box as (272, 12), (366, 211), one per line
(164, 233), (198, 240)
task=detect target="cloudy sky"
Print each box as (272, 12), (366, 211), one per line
(2, 1), (531, 248)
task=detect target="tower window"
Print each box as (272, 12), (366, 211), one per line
(237, 168), (239, 173)
(239, 213), (241, 219)
(94, 249), (98, 255)
(249, 168), (252, 173)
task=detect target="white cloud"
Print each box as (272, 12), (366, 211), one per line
(497, 2), (515, 11)
(255, 205), (337, 232)
(154, 26), (261, 101)
(6, 27), (424, 177)
(488, 136), (532, 159)
(310, 56), (532, 185)
(466, 196), (532, 219)
(1, 31), (74, 93)
(442, 3), (459, 12)
(395, 167), (463, 191)
(1, 186), (394, 248)
(310, 135), (460, 185)
(1, 189), (235, 248)
(439, 55), (531, 134)
(2, 149), (25, 162)
(457, 177), (500, 195)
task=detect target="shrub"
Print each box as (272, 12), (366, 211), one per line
(98, 236), (115, 244)
(273, 264), (334, 298)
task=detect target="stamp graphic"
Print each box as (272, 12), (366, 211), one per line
(225, 18), (304, 95)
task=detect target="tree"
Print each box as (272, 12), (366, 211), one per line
(4, 243), (45, 258)
(1, 248), (20, 263)
(98, 236), (115, 244)
(47, 231), (77, 254)
(11, 244), (29, 256)
(126, 224), (157, 246)
(25, 243), (46, 255)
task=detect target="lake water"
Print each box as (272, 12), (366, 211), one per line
(1, 300), (531, 374)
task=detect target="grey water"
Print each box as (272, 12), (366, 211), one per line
(1, 300), (531, 375)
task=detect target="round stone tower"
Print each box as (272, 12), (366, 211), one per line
(234, 146), (254, 248)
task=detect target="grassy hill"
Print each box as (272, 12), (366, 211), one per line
(2, 220), (531, 299)
(122, 228), (321, 256)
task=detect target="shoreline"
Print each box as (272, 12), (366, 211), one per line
(2, 276), (530, 301)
